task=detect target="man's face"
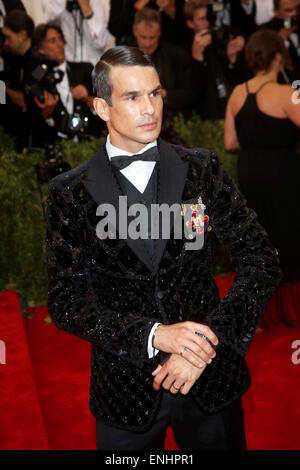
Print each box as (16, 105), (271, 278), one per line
(2, 27), (24, 55)
(39, 28), (65, 65)
(133, 21), (161, 55)
(94, 65), (163, 153)
(274, 0), (299, 18)
(187, 8), (210, 33)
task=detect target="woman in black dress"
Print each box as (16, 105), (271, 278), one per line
(224, 29), (300, 282)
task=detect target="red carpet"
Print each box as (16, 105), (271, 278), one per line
(0, 291), (49, 450)
(1, 280), (300, 450)
(243, 327), (300, 450)
(23, 306), (94, 450)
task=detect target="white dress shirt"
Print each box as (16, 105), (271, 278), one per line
(46, 61), (73, 129)
(106, 134), (157, 194)
(42, 0), (110, 65)
(106, 135), (161, 358)
(55, 61), (74, 115)
(254, 0), (274, 25)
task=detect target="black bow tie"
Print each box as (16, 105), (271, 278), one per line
(110, 147), (159, 171)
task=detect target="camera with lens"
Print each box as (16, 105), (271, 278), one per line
(207, 0), (230, 25)
(58, 104), (89, 137)
(205, 2), (238, 57)
(275, 14), (300, 30)
(24, 55), (63, 103)
(35, 142), (71, 183)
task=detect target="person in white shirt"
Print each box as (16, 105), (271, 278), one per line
(41, 0), (110, 65)
(254, 0), (274, 25)
(31, 23), (102, 140)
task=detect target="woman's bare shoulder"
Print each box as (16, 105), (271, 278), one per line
(229, 83), (248, 114)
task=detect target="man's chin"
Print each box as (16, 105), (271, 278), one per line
(138, 126), (161, 143)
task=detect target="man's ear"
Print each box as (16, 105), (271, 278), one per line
(93, 97), (110, 122)
(19, 30), (28, 42)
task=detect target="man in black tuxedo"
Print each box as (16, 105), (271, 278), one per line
(46, 45), (282, 450)
(258, 0), (300, 82)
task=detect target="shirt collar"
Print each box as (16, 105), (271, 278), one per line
(106, 134), (157, 160)
(54, 61), (67, 73)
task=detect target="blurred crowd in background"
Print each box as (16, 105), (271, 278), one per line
(1, 0), (300, 149)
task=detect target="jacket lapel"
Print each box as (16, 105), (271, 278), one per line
(82, 143), (155, 271)
(82, 143), (122, 222)
(152, 139), (189, 273)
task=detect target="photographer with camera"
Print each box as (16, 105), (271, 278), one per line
(184, 0), (250, 120)
(28, 22), (102, 143)
(41, 0), (110, 66)
(108, 0), (188, 46)
(258, 0), (300, 81)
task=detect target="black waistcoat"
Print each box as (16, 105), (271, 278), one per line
(114, 164), (158, 271)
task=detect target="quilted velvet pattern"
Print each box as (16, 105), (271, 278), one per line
(46, 143), (282, 430)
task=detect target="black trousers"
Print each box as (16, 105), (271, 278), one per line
(96, 391), (247, 450)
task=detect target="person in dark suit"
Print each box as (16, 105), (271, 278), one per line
(28, 22), (102, 145)
(231, 0), (257, 38)
(183, 0), (250, 120)
(46, 45), (282, 450)
(108, 0), (188, 46)
(258, 0), (300, 82)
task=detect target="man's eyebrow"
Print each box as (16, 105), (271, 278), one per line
(120, 85), (162, 98)
(121, 90), (140, 98)
(151, 85), (162, 94)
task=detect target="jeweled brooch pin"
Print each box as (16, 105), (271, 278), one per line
(181, 196), (211, 239)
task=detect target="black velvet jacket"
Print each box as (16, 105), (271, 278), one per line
(46, 139), (282, 431)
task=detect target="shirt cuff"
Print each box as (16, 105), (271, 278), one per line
(147, 322), (161, 359)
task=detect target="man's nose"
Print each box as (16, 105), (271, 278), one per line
(144, 37), (154, 46)
(141, 95), (154, 115)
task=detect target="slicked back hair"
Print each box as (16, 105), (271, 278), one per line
(92, 46), (155, 106)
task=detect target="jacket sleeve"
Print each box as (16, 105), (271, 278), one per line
(206, 151), (282, 357)
(46, 177), (161, 368)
